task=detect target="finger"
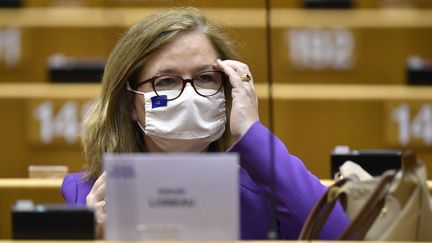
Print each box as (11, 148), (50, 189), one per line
(236, 74), (255, 97)
(222, 60), (248, 71)
(86, 186), (105, 206)
(94, 201), (106, 239)
(214, 59), (254, 83)
(93, 172), (106, 191)
(86, 193), (95, 206)
(95, 200), (106, 214)
(92, 182), (105, 202)
(221, 60), (254, 84)
(243, 77), (256, 91)
(87, 172), (106, 205)
(215, 59), (243, 88)
(88, 172), (105, 197)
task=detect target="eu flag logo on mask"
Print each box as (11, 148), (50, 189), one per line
(151, 95), (168, 108)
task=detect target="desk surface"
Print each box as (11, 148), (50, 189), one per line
(0, 178), (431, 190)
(321, 179), (432, 190)
(0, 179), (431, 241)
(0, 178), (62, 189)
(0, 240), (424, 243)
(2, 83), (432, 100)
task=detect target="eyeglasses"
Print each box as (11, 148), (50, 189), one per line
(128, 70), (225, 101)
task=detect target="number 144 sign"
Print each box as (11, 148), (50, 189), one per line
(27, 99), (94, 147)
(386, 102), (432, 148)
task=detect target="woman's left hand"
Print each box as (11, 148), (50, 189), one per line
(86, 172), (106, 239)
(215, 59), (259, 141)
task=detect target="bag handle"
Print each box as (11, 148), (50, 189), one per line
(298, 177), (350, 240)
(299, 170), (397, 240)
(402, 150), (419, 171)
(338, 151), (419, 239)
(339, 170), (397, 240)
(391, 150), (421, 207)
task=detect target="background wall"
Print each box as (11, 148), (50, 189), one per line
(0, 0), (432, 179)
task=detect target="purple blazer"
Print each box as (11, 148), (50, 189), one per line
(61, 122), (348, 239)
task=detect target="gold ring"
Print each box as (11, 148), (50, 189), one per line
(240, 74), (251, 82)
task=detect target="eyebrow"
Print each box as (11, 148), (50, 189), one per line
(197, 64), (214, 72)
(154, 64), (214, 76)
(154, 68), (177, 75)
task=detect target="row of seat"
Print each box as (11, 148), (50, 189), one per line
(0, 6), (431, 182)
(0, 8), (431, 83)
(1, 83), (432, 179)
(14, 0), (432, 8)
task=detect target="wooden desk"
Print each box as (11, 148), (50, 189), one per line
(320, 179), (432, 192)
(0, 178), (431, 239)
(0, 178), (62, 189)
(0, 241), (425, 243)
(2, 82), (432, 99)
(0, 241), (422, 243)
(0, 179), (63, 239)
(255, 83), (432, 100)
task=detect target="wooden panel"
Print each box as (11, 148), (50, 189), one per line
(0, 8), (268, 28)
(0, 8), (431, 84)
(0, 27), (119, 83)
(0, 99), (87, 178)
(384, 101), (432, 148)
(22, 0), (265, 8)
(26, 98), (94, 147)
(271, 107), (431, 178)
(2, 8), (432, 28)
(0, 84), (99, 178)
(272, 0), (432, 8)
(256, 84), (432, 179)
(23, 0), (105, 7)
(20, 0), (432, 8)
(1, 83), (432, 180)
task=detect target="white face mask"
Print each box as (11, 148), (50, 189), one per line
(136, 85), (226, 152)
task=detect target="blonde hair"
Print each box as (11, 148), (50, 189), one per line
(82, 7), (238, 180)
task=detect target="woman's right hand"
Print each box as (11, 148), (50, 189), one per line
(215, 59), (259, 141)
(86, 172), (106, 239)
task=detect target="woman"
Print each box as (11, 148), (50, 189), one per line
(61, 7), (348, 240)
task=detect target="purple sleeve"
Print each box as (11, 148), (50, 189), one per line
(61, 172), (93, 206)
(228, 122), (349, 239)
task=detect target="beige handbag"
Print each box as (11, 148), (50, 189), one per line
(299, 151), (432, 241)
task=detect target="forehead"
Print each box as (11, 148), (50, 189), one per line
(140, 30), (219, 77)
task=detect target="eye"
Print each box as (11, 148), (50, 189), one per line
(195, 72), (217, 83)
(154, 76), (180, 88)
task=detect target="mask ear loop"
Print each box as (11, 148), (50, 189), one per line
(136, 120), (146, 134)
(126, 81), (133, 91)
(126, 81), (147, 134)
(126, 81), (145, 95)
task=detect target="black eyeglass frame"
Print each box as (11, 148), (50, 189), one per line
(133, 70), (226, 101)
